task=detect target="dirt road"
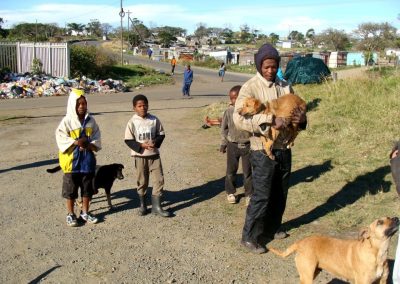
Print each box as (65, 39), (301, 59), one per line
(0, 66), (367, 283)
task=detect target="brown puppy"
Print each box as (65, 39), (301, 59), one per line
(268, 217), (399, 284)
(240, 93), (306, 160)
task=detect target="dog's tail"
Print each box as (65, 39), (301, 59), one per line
(268, 243), (298, 258)
(46, 165), (61, 173)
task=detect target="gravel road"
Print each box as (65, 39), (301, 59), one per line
(0, 64), (367, 283)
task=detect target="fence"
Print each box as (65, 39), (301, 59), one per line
(0, 42), (70, 77)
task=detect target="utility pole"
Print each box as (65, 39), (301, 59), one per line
(119, 0), (125, 65)
(127, 10), (131, 50)
(35, 19), (38, 43)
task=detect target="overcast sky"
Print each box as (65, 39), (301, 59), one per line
(1, 0), (399, 36)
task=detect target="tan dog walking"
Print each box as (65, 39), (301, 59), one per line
(269, 217), (399, 284)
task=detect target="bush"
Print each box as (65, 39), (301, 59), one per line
(70, 45), (116, 78)
(31, 58), (43, 75)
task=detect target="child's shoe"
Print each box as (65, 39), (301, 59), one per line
(80, 212), (98, 224)
(66, 213), (78, 227)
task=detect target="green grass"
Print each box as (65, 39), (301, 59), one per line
(289, 70), (400, 233)
(198, 69), (400, 237)
(107, 65), (173, 88)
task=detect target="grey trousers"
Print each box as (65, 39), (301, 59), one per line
(134, 155), (164, 196)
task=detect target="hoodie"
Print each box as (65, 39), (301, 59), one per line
(55, 89), (101, 173)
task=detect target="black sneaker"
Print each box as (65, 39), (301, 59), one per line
(274, 230), (289, 239)
(66, 213), (78, 227)
(240, 240), (267, 254)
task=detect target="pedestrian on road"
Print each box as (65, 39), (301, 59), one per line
(233, 43), (307, 254)
(124, 94), (171, 217)
(171, 56), (177, 75)
(182, 64), (193, 99)
(147, 47), (153, 60)
(218, 62), (226, 82)
(55, 88), (101, 227)
(220, 85), (252, 205)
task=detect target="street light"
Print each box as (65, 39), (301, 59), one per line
(119, 0), (125, 65)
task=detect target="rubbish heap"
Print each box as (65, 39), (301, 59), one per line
(0, 73), (128, 99)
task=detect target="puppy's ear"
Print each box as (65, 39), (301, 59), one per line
(359, 228), (370, 241)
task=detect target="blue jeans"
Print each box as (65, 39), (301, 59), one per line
(182, 82), (192, 96)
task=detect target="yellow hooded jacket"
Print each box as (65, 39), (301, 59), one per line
(55, 89), (101, 173)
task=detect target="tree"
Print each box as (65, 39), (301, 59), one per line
(158, 30), (176, 47)
(269, 33), (280, 46)
(153, 26), (186, 37)
(67, 23), (86, 36)
(354, 22), (397, 53)
(86, 19), (102, 37)
(101, 23), (113, 36)
(315, 28), (350, 50)
(305, 28), (315, 47)
(130, 18), (150, 41)
(288, 30), (304, 42)
(239, 24), (253, 43)
(8, 23), (62, 41)
(194, 23), (209, 43)
(221, 28), (234, 43)
(0, 18), (8, 38)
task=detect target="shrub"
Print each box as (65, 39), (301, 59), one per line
(70, 45), (116, 78)
(31, 58), (43, 75)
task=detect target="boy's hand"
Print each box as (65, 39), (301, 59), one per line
(141, 140), (155, 150)
(75, 137), (89, 150)
(220, 145), (227, 153)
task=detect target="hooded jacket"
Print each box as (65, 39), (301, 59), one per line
(55, 89), (101, 173)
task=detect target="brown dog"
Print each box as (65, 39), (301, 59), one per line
(239, 93), (306, 160)
(268, 217), (399, 284)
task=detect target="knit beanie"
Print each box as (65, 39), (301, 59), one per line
(255, 43), (280, 74)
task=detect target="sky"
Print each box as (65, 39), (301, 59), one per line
(1, 0), (399, 37)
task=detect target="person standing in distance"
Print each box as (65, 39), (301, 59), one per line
(182, 64), (193, 99)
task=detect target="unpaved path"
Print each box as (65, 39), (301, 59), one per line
(0, 66), (371, 283)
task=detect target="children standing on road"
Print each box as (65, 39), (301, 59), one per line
(55, 88), (101, 227)
(220, 85), (253, 205)
(124, 94), (171, 217)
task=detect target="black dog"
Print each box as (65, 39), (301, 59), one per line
(47, 163), (124, 209)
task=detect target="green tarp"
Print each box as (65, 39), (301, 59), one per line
(284, 56), (331, 84)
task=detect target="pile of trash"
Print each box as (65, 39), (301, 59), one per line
(0, 73), (128, 99)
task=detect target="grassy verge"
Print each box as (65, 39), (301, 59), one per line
(290, 69), (400, 233)
(107, 65), (173, 88)
(200, 69), (400, 236)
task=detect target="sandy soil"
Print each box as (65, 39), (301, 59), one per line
(0, 67), (382, 284)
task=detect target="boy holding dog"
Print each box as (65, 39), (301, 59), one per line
(233, 43), (307, 253)
(124, 94), (171, 217)
(220, 85), (253, 205)
(55, 88), (101, 227)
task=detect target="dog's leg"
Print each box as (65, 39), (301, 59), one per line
(295, 255), (316, 284)
(262, 137), (275, 160)
(105, 188), (112, 209)
(379, 260), (389, 284)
